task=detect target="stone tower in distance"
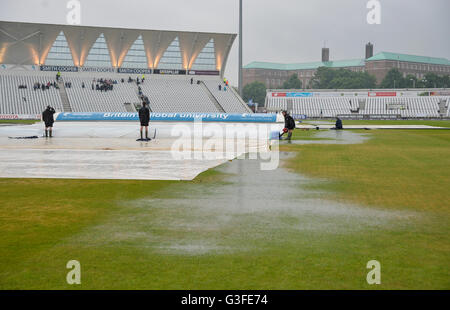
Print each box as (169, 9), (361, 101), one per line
(366, 42), (374, 59)
(322, 47), (330, 62)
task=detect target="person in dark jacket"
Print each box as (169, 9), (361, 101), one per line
(138, 101), (151, 141)
(42, 106), (56, 137)
(280, 110), (296, 140)
(335, 117), (343, 130)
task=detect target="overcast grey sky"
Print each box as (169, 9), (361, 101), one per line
(1, 0), (449, 86)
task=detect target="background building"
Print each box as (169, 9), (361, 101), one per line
(243, 43), (450, 88)
(0, 20), (236, 76)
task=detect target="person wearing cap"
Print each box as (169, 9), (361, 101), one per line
(138, 101), (151, 141)
(42, 106), (56, 137)
(280, 110), (296, 140)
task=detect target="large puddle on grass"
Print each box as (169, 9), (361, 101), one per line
(286, 130), (371, 145)
(67, 143), (416, 256)
(65, 131), (416, 255)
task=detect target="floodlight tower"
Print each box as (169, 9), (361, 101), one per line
(238, 0), (243, 97)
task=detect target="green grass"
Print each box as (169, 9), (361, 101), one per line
(0, 130), (449, 289)
(0, 120), (39, 124)
(282, 130), (450, 213)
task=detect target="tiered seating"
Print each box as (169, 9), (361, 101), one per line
(446, 98), (450, 117)
(139, 75), (220, 113)
(0, 71), (254, 114)
(401, 97), (440, 118)
(267, 97), (287, 112)
(349, 98), (359, 111)
(311, 97), (352, 117)
(282, 97), (353, 117)
(361, 97), (440, 117)
(2, 71), (447, 118)
(0, 73), (63, 114)
(203, 80), (250, 113)
(64, 77), (138, 112)
(266, 94), (448, 118)
(362, 98), (399, 116)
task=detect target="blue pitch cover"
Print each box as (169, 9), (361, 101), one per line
(55, 112), (278, 123)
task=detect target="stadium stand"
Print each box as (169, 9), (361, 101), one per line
(0, 72), (63, 114)
(440, 97), (450, 117)
(138, 75), (220, 113)
(266, 92), (450, 118)
(64, 77), (137, 112)
(203, 79), (251, 113)
(0, 71), (250, 114)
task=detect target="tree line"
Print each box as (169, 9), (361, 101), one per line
(379, 69), (449, 89)
(243, 67), (450, 104)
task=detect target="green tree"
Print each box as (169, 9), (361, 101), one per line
(243, 81), (266, 105)
(310, 67), (335, 89)
(422, 73), (450, 88)
(442, 75), (450, 88)
(405, 74), (418, 88)
(380, 68), (406, 88)
(423, 73), (438, 88)
(281, 74), (302, 89)
(310, 67), (377, 89)
(416, 80), (426, 88)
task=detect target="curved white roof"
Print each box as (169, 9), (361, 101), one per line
(0, 20), (236, 72)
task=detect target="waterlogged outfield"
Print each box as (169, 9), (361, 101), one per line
(304, 119), (450, 127)
(0, 129), (449, 289)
